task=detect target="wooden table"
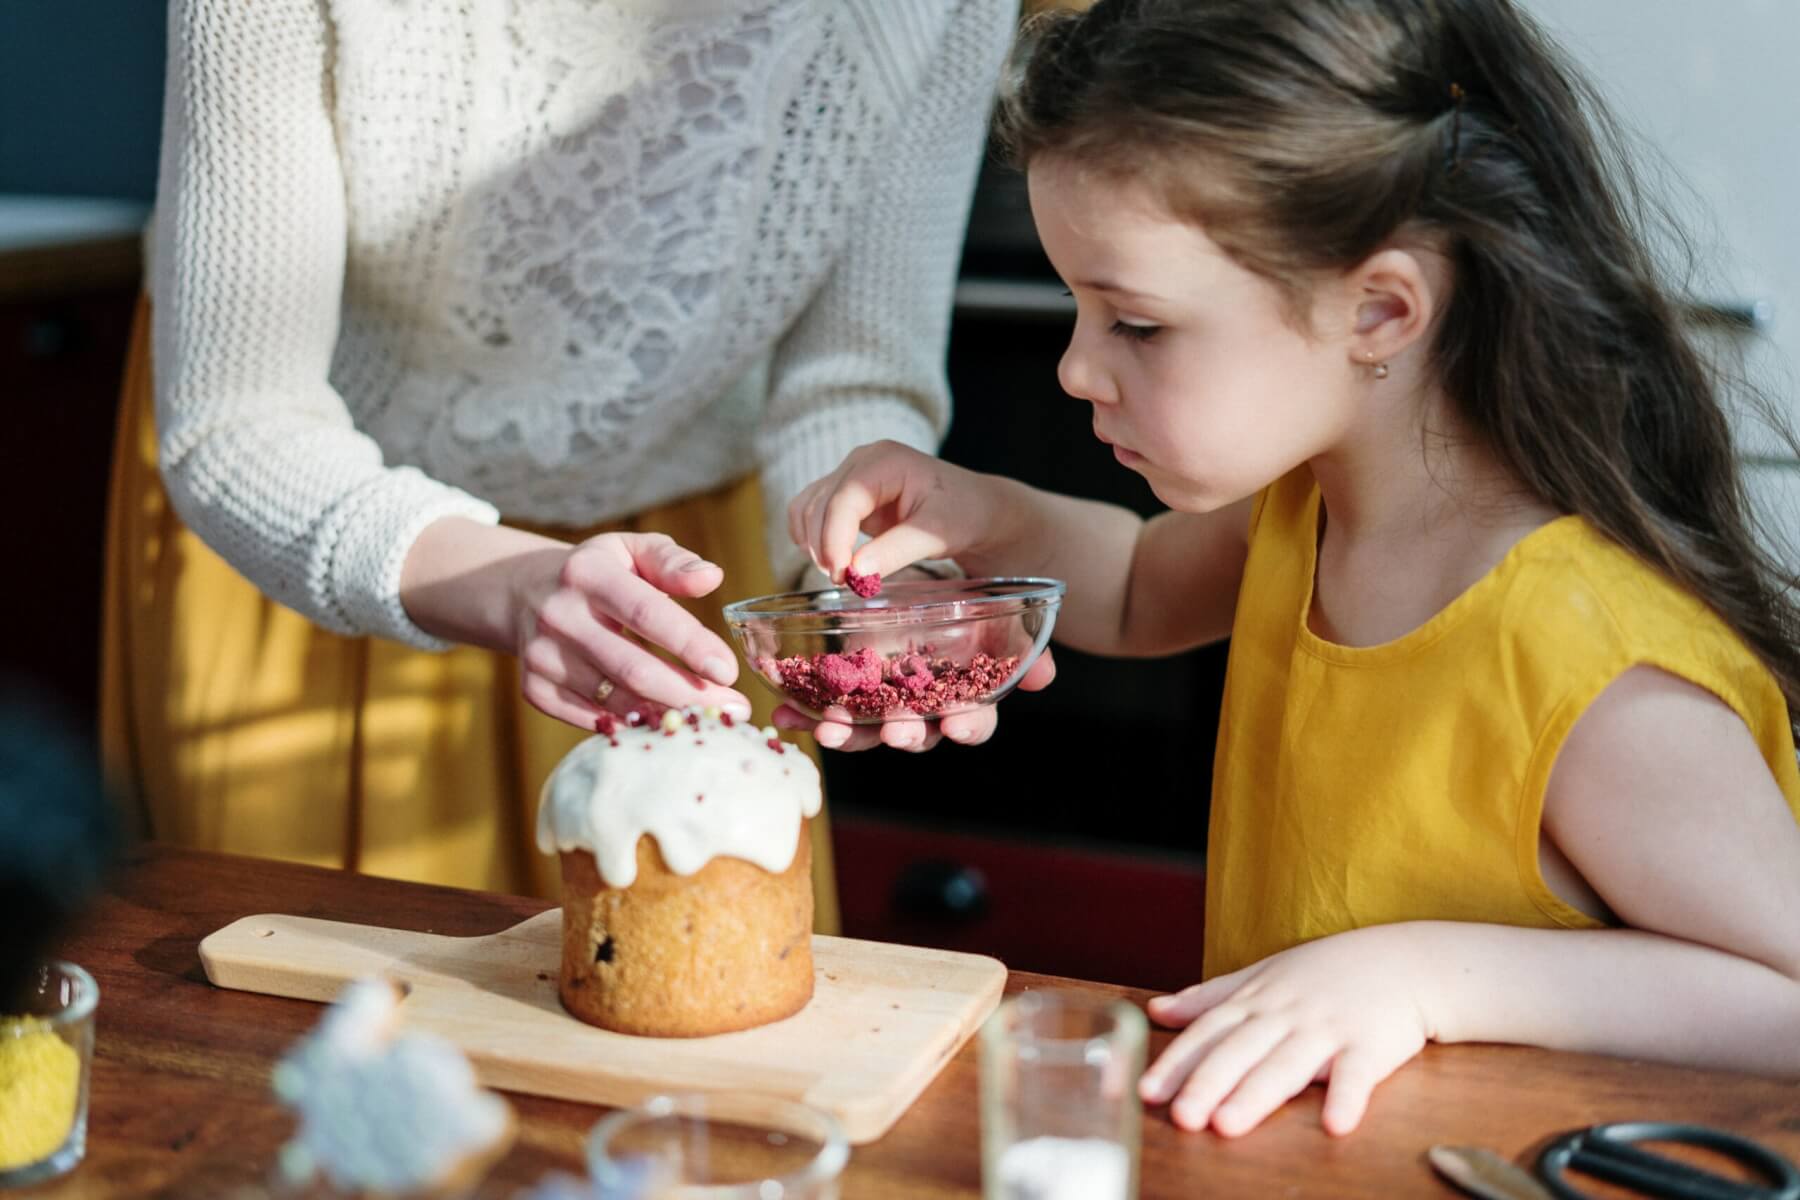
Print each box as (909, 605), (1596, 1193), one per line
(26, 844), (1800, 1198)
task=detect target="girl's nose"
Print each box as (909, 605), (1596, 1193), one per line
(1057, 331), (1116, 407)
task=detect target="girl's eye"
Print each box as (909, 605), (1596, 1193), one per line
(1110, 321), (1161, 343)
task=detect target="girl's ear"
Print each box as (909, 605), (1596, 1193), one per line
(1346, 246), (1441, 366)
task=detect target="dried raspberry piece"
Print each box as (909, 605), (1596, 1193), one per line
(816, 646), (884, 698)
(845, 568), (882, 599)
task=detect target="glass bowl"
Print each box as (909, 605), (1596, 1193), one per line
(587, 1093), (848, 1198)
(722, 577), (1065, 725)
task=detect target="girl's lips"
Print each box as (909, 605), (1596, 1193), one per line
(1094, 424), (1143, 465)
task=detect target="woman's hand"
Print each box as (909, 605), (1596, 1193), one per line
(511, 531), (756, 730)
(401, 519), (753, 732)
(1140, 926), (1434, 1138)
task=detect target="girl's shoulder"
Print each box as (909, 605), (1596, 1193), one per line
(1498, 516), (1781, 720)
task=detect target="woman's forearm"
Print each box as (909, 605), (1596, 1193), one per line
(1410, 920), (1800, 1076)
(398, 518), (568, 653)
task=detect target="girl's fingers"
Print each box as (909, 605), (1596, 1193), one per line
(1211, 1033), (1336, 1137)
(939, 707), (999, 745)
(771, 704), (818, 732)
(1166, 1017), (1290, 1132)
(1146, 969), (1248, 1027)
(1138, 1000), (1250, 1107)
(878, 714), (934, 752)
(788, 483), (820, 554)
(1016, 648), (1057, 693)
(821, 476), (883, 582)
(852, 522), (952, 583)
(1319, 1046), (1395, 1137)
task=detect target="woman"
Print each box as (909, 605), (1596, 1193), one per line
(102, 0), (1019, 923)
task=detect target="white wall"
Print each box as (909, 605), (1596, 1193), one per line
(1518, 1), (1800, 561)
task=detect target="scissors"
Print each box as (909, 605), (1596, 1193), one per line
(1431, 1122), (1800, 1200)
(1536, 1122), (1800, 1200)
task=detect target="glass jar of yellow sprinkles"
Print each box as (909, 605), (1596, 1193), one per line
(0, 961), (97, 1186)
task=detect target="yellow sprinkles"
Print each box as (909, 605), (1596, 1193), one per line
(0, 1016), (80, 1169)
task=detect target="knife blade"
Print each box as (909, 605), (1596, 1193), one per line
(1428, 1145), (1557, 1200)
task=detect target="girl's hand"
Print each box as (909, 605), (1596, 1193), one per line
(510, 531), (753, 731)
(788, 439), (1008, 588)
(783, 441), (1052, 751)
(1139, 926), (1434, 1138)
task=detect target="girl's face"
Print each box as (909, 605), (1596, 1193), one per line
(1028, 158), (1363, 513)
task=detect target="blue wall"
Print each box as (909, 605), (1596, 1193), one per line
(0, 2), (166, 200)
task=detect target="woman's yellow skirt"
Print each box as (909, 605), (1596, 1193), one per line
(100, 301), (837, 931)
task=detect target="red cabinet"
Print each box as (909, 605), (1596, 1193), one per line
(833, 813), (1206, 993)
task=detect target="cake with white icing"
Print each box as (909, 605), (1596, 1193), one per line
(537, 706), (822, 1036)
(271, 978), (515, 1198)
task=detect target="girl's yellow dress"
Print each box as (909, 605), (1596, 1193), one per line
(1206, 468), (1799, 977)
(101, 301), (837, 930)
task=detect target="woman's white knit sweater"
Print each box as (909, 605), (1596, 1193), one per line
(151, 0), (1014, 648)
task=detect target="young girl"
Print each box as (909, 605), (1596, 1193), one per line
(782, 0), (1800, 1137)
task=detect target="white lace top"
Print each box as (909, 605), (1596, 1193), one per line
(151, 0), (1015, 648)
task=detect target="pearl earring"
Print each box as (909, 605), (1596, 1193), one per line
(1374, 362), (1390, 379)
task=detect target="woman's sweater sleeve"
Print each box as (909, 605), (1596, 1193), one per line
(754, 0), (1018, 589)
(151, 0), (499, 650)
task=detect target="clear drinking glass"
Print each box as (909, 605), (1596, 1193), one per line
(0, 960), (98, 1187)
(586, 1093), (849, 1199)
(980, 989), (1147, 1200)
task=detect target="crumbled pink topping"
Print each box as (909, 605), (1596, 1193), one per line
(845, 568), (882, 599)
(764, 649), (1021, 718)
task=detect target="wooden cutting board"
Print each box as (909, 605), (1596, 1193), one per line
(199, 911), (1005, 1144)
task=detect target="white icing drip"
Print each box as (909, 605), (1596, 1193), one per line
(271, 978), (510, 1194)
(536, 707), (821, 887)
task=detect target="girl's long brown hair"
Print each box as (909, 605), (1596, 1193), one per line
(1000, 0), (1800, 736)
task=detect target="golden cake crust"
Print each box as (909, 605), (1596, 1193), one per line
(558, 825), (813, 1037)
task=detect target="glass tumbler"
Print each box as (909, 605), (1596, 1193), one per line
(0, 960), (98, 1186)
(980, 988), (1147, 1200)
(586, 1093), (849, 1199)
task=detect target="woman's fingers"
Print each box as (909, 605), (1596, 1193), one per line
(534, 590), (749, 716)
(521, 672), (611, 731)
(617, 532), (724, 599)
(564, 546), (739, 688)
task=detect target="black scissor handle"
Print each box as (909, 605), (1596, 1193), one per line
(1538, 1122), (1800, 1200)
